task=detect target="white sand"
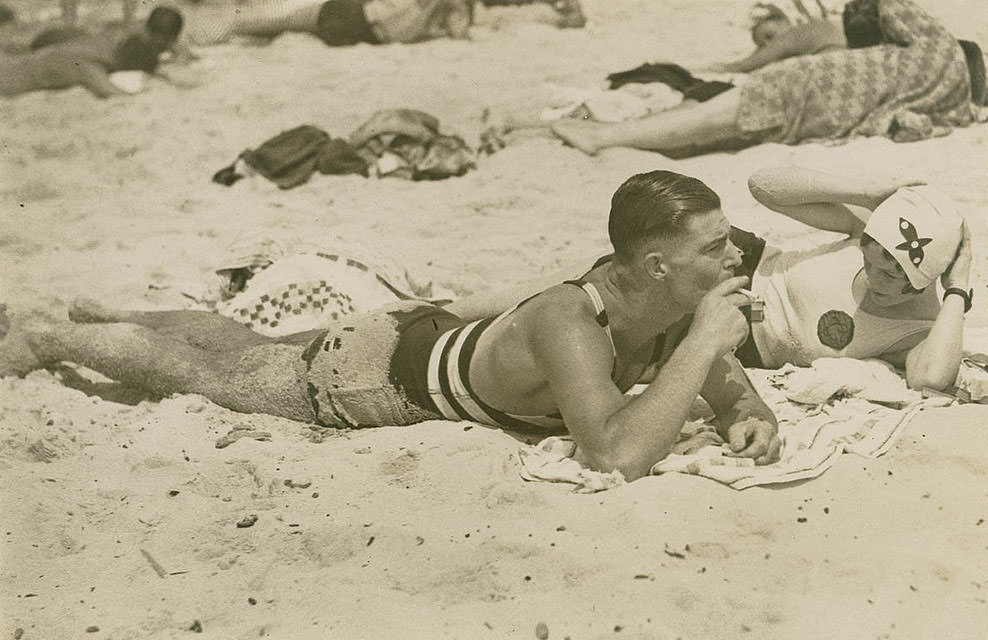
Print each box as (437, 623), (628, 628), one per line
(1, 1), (987, 638)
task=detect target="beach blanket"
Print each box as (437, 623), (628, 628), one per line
(518, 358), (953, 492)
(182, 229), (449, 336)
(738, 0), (975, 145)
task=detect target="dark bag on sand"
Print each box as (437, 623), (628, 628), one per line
(606, 63), (734, 102)
(212, 125), (369, 189)
(242, 125), (355, 189)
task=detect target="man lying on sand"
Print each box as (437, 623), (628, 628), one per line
(0, 33), (160, 98)
(548, 0), (978, 156)
(0, 171), (781, 481)
(193, 0), (473, 47)
(30, 5), (197, 64)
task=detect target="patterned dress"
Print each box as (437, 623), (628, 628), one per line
(737, 0), (973, 144)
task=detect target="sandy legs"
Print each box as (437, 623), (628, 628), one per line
(0, 302), (317, 424)
(550, 89), (743, 155)
(229, 2), (324, 38)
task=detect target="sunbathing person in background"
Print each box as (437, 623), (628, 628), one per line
(0, 171), (781, 480)
(192, 0), (472, 47)
(699, 0), (846, 74)
(30, 5), (197, 63)
(0, 33), (159, 97)
(550, 0), (979, 157)
(476, 0), (585, 29)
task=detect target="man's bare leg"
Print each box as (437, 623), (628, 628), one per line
(1, 313), (316, 423)
(550, 89), (743, 155)
(68, 298), (281, 351)
(230, 2), (323, 37)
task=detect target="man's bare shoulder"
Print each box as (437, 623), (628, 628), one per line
(513, 284), (611, 345)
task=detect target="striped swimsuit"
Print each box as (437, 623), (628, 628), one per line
(423, 281), (618, 432)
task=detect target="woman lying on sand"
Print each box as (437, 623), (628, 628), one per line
(549, 0), (978, 156)
(0, 171), (783, 480)
(193, 0), (473, 46)
(0, 33), (160, 97)
(733, 167), (972, 391)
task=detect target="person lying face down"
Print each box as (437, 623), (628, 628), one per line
(198, 0), (473, 47)
(551, 0), (974, 157)
(0, 33), (159, 98)
(29, 6), (195, 62)
(0, 171), (780, 481)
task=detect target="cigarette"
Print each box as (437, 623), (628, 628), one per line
(738, 288), (764, 322)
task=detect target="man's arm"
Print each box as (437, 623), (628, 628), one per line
(700, 354), (780, 464)
(77, 61), (126, 98)
(534, 277), (753, 481)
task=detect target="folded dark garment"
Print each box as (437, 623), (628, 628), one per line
(317, 138), (370, 177)
(241, 125), (330, 189)
(214, 125), (369, 189)
(606, 62), (734, 102)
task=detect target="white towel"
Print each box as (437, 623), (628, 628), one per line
(519, 358), (953, 492)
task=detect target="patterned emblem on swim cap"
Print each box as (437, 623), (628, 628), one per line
(894, 217), (932, 267)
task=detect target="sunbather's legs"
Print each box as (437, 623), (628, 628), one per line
(68, 298), (285, 351)
(231, 1), (324, 37)
(1, 313), (315, 423)
(550, 89), (743, 155)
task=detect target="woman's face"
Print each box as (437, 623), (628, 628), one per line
(860, 240), (922, 306)
(752, 17), (791, 47)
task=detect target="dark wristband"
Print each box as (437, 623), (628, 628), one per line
(942, 287), (973, 313)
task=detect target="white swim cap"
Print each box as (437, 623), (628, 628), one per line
(862, 185), (962, 290)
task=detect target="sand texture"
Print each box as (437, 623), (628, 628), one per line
(1, 1), (987, 638)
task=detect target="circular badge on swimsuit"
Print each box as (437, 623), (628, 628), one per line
(817, 310), (855, 350)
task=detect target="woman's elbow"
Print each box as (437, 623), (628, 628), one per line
(747, 170), (784, 205)
(905, 365), (959, 392)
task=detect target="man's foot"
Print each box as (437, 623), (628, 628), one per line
(550, 120), (603, 155)
(0, 307), (50, 378)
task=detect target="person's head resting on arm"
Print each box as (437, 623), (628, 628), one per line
(750, 5), (792, 47)
(858, 186), (965, 306)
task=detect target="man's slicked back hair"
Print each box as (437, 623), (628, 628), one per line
(608, 170), (721, 262)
